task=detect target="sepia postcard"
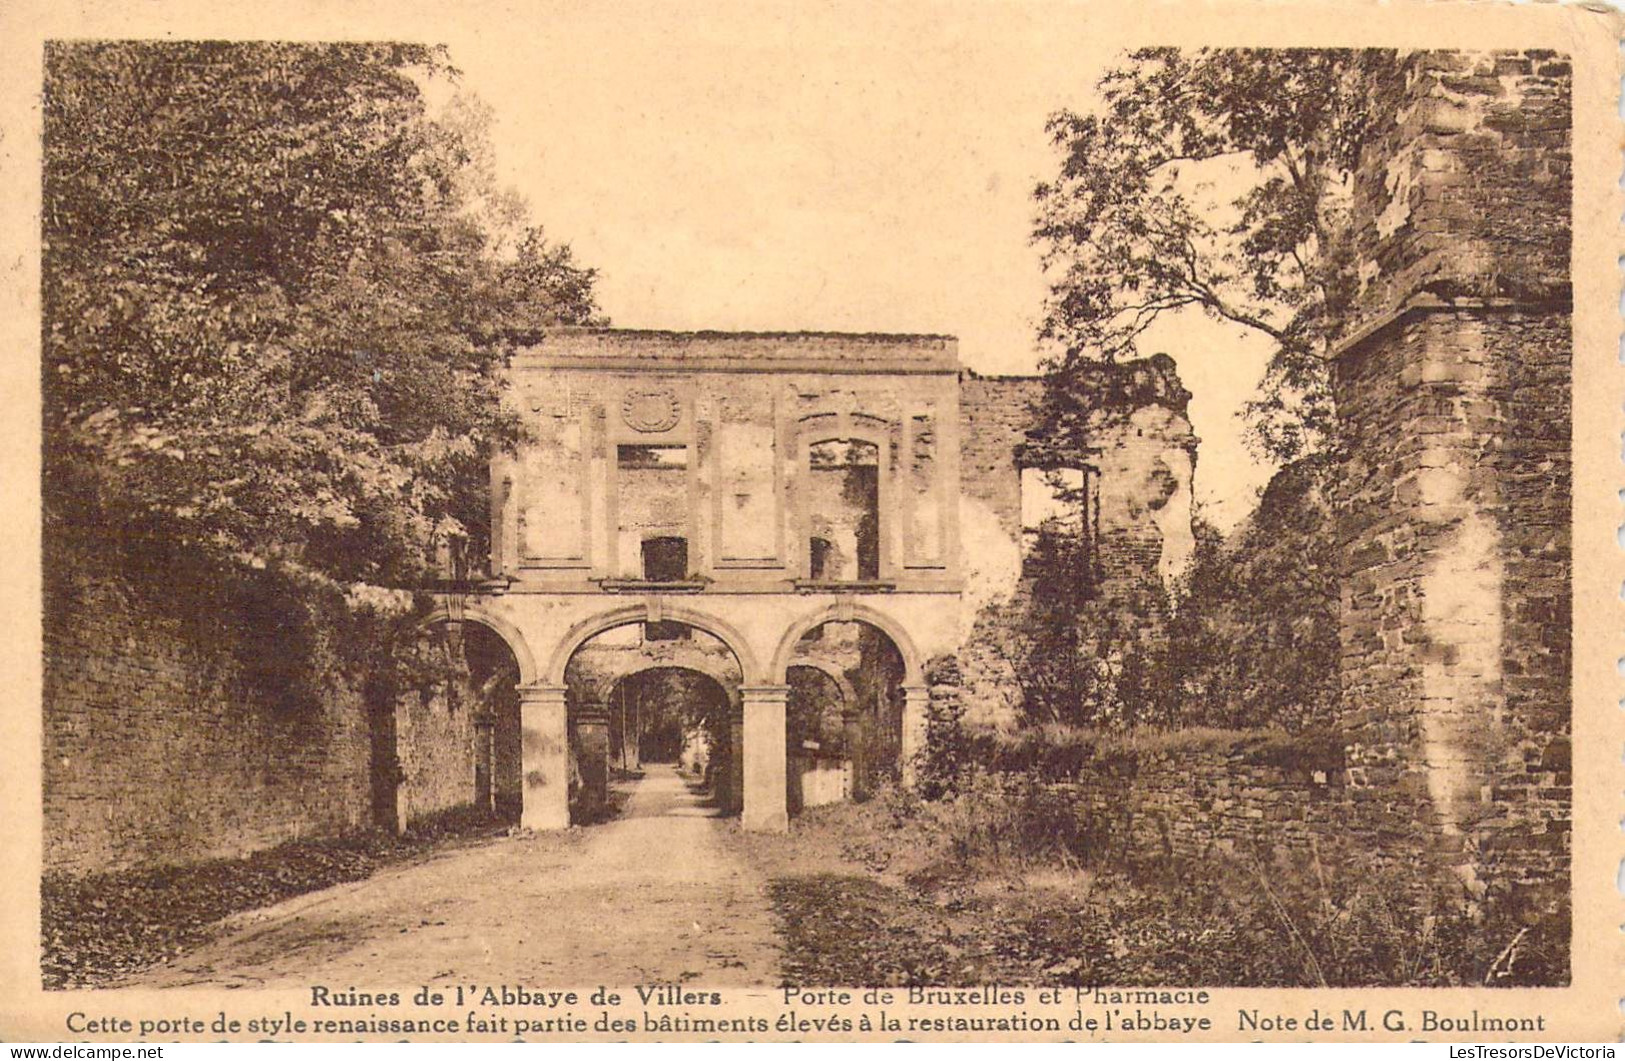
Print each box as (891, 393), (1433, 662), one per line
(0, 0), (1620, 1044)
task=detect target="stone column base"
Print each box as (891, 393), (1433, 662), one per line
(519, 684), (570, 831)
(742, 685), (789, 832)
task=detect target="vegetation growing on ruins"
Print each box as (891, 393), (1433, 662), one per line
(878, 48), (1562, 989)
(752, 782), (1567, 989)
(998, 47), (1368, 732)
(1147, 457), (1341, 729)
(971, 477), (1339, 735)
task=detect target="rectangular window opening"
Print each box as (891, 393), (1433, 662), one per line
(1020, 466), (1096, 579)
(644, 621), (691, 642)
(618, 444), (688, 470)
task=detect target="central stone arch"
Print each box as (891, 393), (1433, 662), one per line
(541, 602), (785, 828)
(545, 603), (765, 687)
(601, 665), (734, 787)
(593, 658), (743, 708)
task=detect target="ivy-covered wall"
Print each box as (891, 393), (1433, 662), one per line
(42, 530), (485, 875)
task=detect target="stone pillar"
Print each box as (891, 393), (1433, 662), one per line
(842, 708), (866, 801)
(574, 702), (611, 821)
(518, 684), (570, 831)
(473, 714), (495, 814)
(899, 684), (929, 789)
(741, 685), (789, 832)
(621, 700), (642, 771)
(727, 702), (746, 815)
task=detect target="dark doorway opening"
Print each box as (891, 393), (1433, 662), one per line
(460, 622), (523, 825)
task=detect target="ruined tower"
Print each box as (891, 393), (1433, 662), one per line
(1332, 51), (1571, 898)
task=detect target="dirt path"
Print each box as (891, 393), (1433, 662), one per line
(123, 765), (781, 989)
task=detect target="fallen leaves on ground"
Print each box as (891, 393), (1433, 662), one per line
(42, 812), (508, 989)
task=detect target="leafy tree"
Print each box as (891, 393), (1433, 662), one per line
(43, 41), (601, 601)
(1033, 48), (1401, 461)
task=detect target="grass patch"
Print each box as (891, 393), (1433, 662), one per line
(751, 782), (1568, 988)
(769, 875), (965, 987)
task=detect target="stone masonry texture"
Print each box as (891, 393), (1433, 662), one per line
(42, 535), (372, 874)
(1332, 50), (1571, 902)
(42, 531), (481, 874)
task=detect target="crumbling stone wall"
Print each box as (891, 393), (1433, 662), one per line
(1332, 49), (1571, 900)
(955, 362), (1199, 727)
(954, 374), (1038, 725)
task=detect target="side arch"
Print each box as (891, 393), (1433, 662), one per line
(544, 604), (765, 687)
(421, 601), (538, 686)
(783, 656), (858, 708)
(769, 602), (923, 686)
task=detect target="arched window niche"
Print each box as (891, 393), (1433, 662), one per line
(797, 435), (893, 590)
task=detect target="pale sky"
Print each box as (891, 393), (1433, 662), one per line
(441, 4), (1280, 531)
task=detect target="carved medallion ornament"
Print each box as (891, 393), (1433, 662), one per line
(621, 388), (682, 433)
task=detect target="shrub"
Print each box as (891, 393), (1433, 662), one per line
(954, 722), (1341, 784)
(917, 655), (968, 799)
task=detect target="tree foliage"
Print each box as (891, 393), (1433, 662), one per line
(43, 41), (602, 600)
(971, 520), (1111, 727)
(1184, 460), (1340, 729)
(1033, 48), (1401, 461)
(1129, 458), (1341, 731)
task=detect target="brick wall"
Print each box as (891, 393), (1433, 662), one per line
(1334, 308), (1571, 893)
(958, 373), (1043, 542)
(42, 532), (496, 875)
(43, 539), (373, 875)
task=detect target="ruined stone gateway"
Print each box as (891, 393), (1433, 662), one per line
(437, 329), (1197, 833)
(41, 326), (1199, 872)
(41, 50), (1571, 941)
